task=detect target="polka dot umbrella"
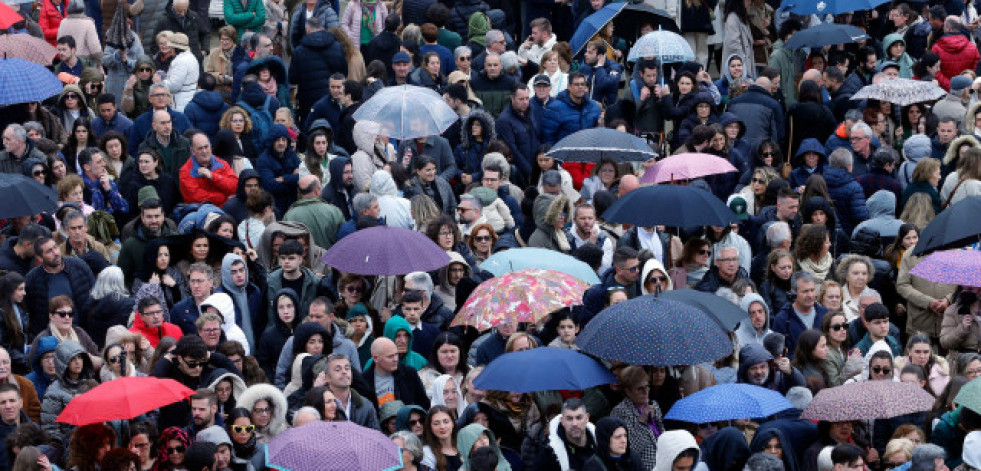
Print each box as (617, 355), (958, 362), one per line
(801, 380), (936, 421)
(577, 296), (733, 366)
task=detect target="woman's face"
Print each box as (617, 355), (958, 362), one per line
(908, 106), (922, 123)
(129, 433), (152, 464)
(544, 54), (559, 73)
(557, 318), (578, 343)
(695, 245), (711, 266)
(323, 389), (338, 419)
(698, 103), (713, 120)
(965, 359), (981, 380)
(441, 378), (459, 409)
(609, 291), (628, 305)
(252, 400), (272, 427)
(74, 126), (88, 143)
(313, 135), (328, 156)
(230, 113), (246, 134)
(50, 304), (73, 331)
(644, 269), (670, 293)
(804, 152), (820, 169)
(11, 283), (25, 304)
(220, 34), (234, 51)
(537, 154), (554, 171)
(214, 222), (234, 239)
(426, 56), (441, 75)
(908, 341), (931, 366)
(928, 167), (942, 187)
(51, 159), (66, 179)
(31, 165), (46, 184)
(709, 132), (725, 150)
(215, 379), (233, 403)
(509, 335), (531, 352)
(752, 172), (767, 195)
(158, 37), (172, 55)
(729, 59), (743, 79)
(760, 147), (776, 166)
(677, 77), (693, 95)
(258, 69), (271, 82)
(624, 378), (650, 405)
(341, 280), (363, 306)
(846, 262), (869, 289)
(771, 256), (794, 280)
(598, 163), (617, 185)
(902, 229), (920, 249)
(437, 343), (459, 371)
(305, 333), (324, 355)
(829, 421), (853, 443)
(106, 346), (124, 375)
(430, 411), (454, 440)
(418, 163), (437, 183)
(67, 185), (84, 204)
(105, 139), (123, 160)
(231, 417), (253, 444)
(821, 235), (832, 256)
(473, 229), (493, 254)
(277, 296), (295, 324)
(437, 225), (455, 250)
(765, 436), (784, 460)
(471, 120), (483, 138)
(166, 439), (185, 466)
(191, 237), (209, 261)
(138, 154), (157, 176)
(813, 335), (829, 360)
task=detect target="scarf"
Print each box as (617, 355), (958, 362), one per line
(49, 323), (79, 343)
(361, 0), (379, 35)
(798, 252), (833, 281)
(232, 433), (257, 459)
(258, 75), (278, 96)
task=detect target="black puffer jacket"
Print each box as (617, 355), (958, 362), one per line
(25, 257), (94, 337)
(447, 0), (489, 40)
(289, 30), (348, 114)
(84, 293), (136, 349)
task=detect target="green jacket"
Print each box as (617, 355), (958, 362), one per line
(932, 407), (966, 469)
(767, 39), (803, 107)
(265, 266), (320, 322)
(457, 424), (512, 471)
(363, 315), (428, 371)
(881, 33), (915, 79)
(224, 0), (266, 38)
(282, 197), (344, 249)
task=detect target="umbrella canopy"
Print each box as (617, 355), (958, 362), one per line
(640, 153), (738, 184)
(450, 269), (590, 331)
(954, 378), (981, 415)
(104, 5), (134, 50)
(56, 377), (194, 425)
(0, 173), (59, 219)
(0, 57), (63, 106)
(322, 226), (450, 276)
(801, 381), (937, 421)
(267, 421), (403, 471)
(850, 78), (946, 107)
(656, 290), (749, 331)
(478, 248), (600, 284)
(602, 184), (738, 227)
(909, 249), (981, 287)
(0, 34), (57, 66)
(0, 4), (23, 30)
(546, 128), (657, 163)
(613, 4), (680, 40)
(664, 384), (794, 423)
(913, 196), (981, 255)
(352, 85), (458, 140)
(571, 3), (624, 56)
(780, 0), (890, 16)
(473, 348), (617, 393)
(783, 22), (869, 49)
(628, 30), (694, 63)
(578, 296), (733, 366)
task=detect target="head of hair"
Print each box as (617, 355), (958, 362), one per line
(831, 444), (866, 466)
(174, 334), (208, 359)
(910, 444), (946, 471)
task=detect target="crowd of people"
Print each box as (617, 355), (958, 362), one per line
(2, 0), (981, 470)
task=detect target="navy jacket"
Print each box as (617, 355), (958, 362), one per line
(541, 89), (601, 145)
(727, 85), (785, 147)
(183, 91), (229, 142)
(496, 104), (539, 182)
(771, 301), (830, 359)
(737, 343), (807, 394)
(91, 111), (133, 140)
(289, 30), (348, 114)
(579, 60), (623, 107)
(824, 167), (869, 234)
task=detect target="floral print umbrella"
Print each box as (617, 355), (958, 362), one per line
(909, 249), (981, 288)
(450, 269), (589, 331)
(801, 381), (936, 421)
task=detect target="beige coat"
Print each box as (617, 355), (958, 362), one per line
(940, 299), (981, 352)
(897, 250), (956, 337)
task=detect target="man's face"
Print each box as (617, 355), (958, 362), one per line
(342, 163), (354, 186)
(574, 207), (595, 233)
(279, 254), (302, 274)
(394, 330), (410, 354)
(173, 1), (188, 17)
(307, 304), (333, 329)
(87, 152), (107, 178)
(1, 130), (23, 154)
(98, 103), (116, 122)
(56, 43), (75, 62)
(456, 199), (478, 224)
(584, 46), (599, 66)
(882, 67), (899, 79)
(150, 90), (170, 110)
(937, 122), (958, 143)
(40, 240), (60, 268)
(776, 197), (799, 221)
(531, 26), (546, 45)
(869, 358), (893, 380)
(178, 355), (206, 378)
(192, 136), (212, 165)
(256, 37), (273, 58)
(534, 83), (551, 100)
(229, 261), (248, 287)
(200, 318), (222, 347)
(374, 342), (400, 373)
(326, 359), (352, 388)
(0, 390), (21, 424)
(747, 362), (769, 385)
(863, 54), (877, 73)
(511, 88), (530, 113)
(190, 398), (215, 427)
(456, 53), (472, 71)
(716, 249), (739, 278)
(402, 302), (423, 324)
(141, 207), (164, 234)
(189, 272), (212, 298)
(329, 79), (344, 100)
(66, 216), (87, 244)
(560, 407), (589, 442)
(485, 57), (502, 79)
(393, 61), (410, 79)
(851, 131), (870, 154)
(215, 444), (231, 470)
(569, 77), (588, 100)
(794, 280), (817, 311)
(642, 68), (657, 87)
(140, 303), (164, 328)
(673, 456), (696, 471)
(273, 137), (289, 154)
(482, 170), (502, 191)
(868, 318), (890, 339)
(153, 114), (173, 138)
(749, 302), (767, 330)
(615, 257), (640, 283)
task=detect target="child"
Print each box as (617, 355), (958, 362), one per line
(548, 310), (580, 350)
(400, 290), (440, 359)
(855, 303), (903, 356)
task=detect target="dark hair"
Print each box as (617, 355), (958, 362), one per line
(343, 80), (363, 102)
(173, 334), (208, 359)
(568, 71), (586, 85)
(183, 442), (217, 471)
(137, 296), (162, 315)
(198, 72), (217, 91)
(423, 405), (458, 471)
(402, 290), (423, 304)
(428, 332), (469, 376)
(67, 424), (116, 471)
(99, 130), (128, 161)
(0, 272), (26, 348)
(831, 444), (865, 466)
(724, 0), (749, 23)
(365, 60), (387, 82)
(687, 124), (716, 148)
(57, 35), (76, 48)
(100, 448), (140, 471)
(205, 214), (236, 236)
(413, 154), (437, 172)
(798, 80), (822, 104)
(793, 224), (830, 261)
(278, 239), (304, 257)
(778, 19), (802, 40)
(792, 330), (829, 384)
(245, 189), (274, 215)
(96, 93), (115, 106)
(384, 13), (401, 32)
(426, 2), (450, 26)
(864, 303), (890, 322)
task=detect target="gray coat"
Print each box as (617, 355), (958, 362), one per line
(40, 340), (94, 445)
(404, 175), (457, 216)
(397, 135), (458, 182)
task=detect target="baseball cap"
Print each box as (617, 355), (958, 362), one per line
(392, 51), (411, 64)
(533, 74), (551, 86)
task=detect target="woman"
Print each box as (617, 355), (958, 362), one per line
(885, 224), (920, 270)
(941, 145), (981, 208)
(455, 423), (510, 471)
(175, 232), (221, 282)
(226, 408), (262, 468)
(209, 371), (246, 423)
(405, 155), (456, 216)
(53, 85), (94, 136)
(794, 224), (834, 282)
(819, 280), (844, 312)
(128, 421), (158, 471)
(738, 166), (779, 216)
(528, 50), (568, 96)
(56, 0), (101, 64)
(120, 150), (180, 216)
(412, 194), (443, 233)
(41, 336), (97, 445)
(640, 257), (673, 295)
(801, 195), (850, 259)
(238, 384), (288, 443)
(214, 106), (260, 171)
(838, 255), (879, 323)
(99, 131), (132, 179)
(901, 158), (943, 214)
(760, 249), (794, 312)
(715, 54), (749, 104)
(152, 427), (189, 471)
(466, 224), (496, 264)
(103, 28), (145, 105)
(898, 103), (930, 146)
(63, 117), (96, 174)
(122, 56), (156, 119)
(940, 286), (981, 353)
(788, 82), (837, 156)
(431, 374), (467, 420)
(32, 296), (98, 355)
(419, 332), (469, 401)
(153, 31), (175, 73)
(722, 0), (755, 76)
(792, 329), (830, 393)
(677, 92), (718, 147)
(609, 366), (664, 471)
(476, 390), (540, 457)
(425, 217), (476, 268)
(86, 267), (135, 348)
(205, 25), (238, 99)
(392, 431), (431, 471)
(301, 385), (343, 422)
(893, 334), (950, 396)
(529, 146), (576, 197)
(0, 273), (29, 375)
(454, 111), (495, 188)
(411, 52), (447, 94)
(55, 176), (93, 219)
(670, 237), (711, 289)
(257, 288), (300, 378)
(132, 239), (189, 311)
(298, 126), (345, 182)
(341, 0), (387, 50)
(748, 428), (797, 471)
(663, 72), (699, 150)
(580, 158), (621, 205)
(421, 405), (462, 471)
(67, 423), (115, 471)
(100, 342), (141, 382)
(326, 27), (365, 82)
(900, 193), (937, 230)
(351, 120), (396, 192)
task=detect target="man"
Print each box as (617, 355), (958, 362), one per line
(58, 210), (110, 275)
(0, 383), (30, 470)
(321, 157), (356, 219)
(440, 84), (470, 150)
(305, 74), (347, 134)
(118, 198), (172, 285)
(737, 342), (806, 394)
(171, 263), (216, 335)
(472, 29), (508, 74)
(824, 67), (851, 121)
(933, 75), (972, 130)
(932, 118), (959, 161)
(456, 194), (486, 238)
(749, 221), (791, 282)
(255, 124), (300, 214)
(194, 312), (226, 352)
(751, 188), (801, 252)
(292, 407), (320, 427)
(187, 389), (219, 436)
(290, 17), (348, 126)
(565, 204), (613, 274)
(395, 271), (454, 329)
(179, 132), (238, 206)
(481, 164), (522, 226)
(284, 175), (344, 248)
(0, 223), (46, 276)
(694, 245), (749, 293)
(24, 237), (94, 336)
(847, 122), (878, 178)
(54, 36), (89, 79)
(337, 193), (383, 240)
(845, 292), (888, 346)
(365, 337), (430, 409)
(274, 297), (361, 387)
(768, 19), (804, 107)
(737, 293), (773, 348)
(381, 312), (429, 370)
(857, 149), (902, 201)
(419, 23), (454, 76)
(128, 84), (192, 156)
(137, 107), (192, 180)
(471, 318), (518, 366)
(150, 334), (241, 431)
(324, 353), (379, 429)
(398, 290), (440, 359)
(396, 125), (456, 183)
(215, 253), (264, 349)
(266, 240), (321, 319)
(580, 40), (622, 107)
(629, 60), (667, 135)
(728, 76), (785, 148)
(542, 72), (601, 145)
(518, 18), (556, 66)
(0, 124), (46, 174)
(536, 398), (597, 471)
(772, 271), (830, 357)
(825, 148), (870, 234)
(79, 149), (129, 215)
(183, 75), (229, 144)
(530, 74), (552, 129)
(582, 247), (641, 319)
(390, 51), (412, 86)
(496, 83), (539, 182)
(932, 17), (980, 83)
(831, 445), (867, 471)
(366, 14), (402, 77)
(336, 80), (364, 155)
(129, 295), (184, 347)
(231, 33), (274, 104)
(470, 53), (516, 117)
(91, 94), (133, 139)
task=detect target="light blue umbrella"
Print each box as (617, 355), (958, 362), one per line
(570, 3), (625, 57)
(780, 0), (890, 16)
(352, 85), (458, 140)
(479, 248), (600, 285)
(664, 384), (794, 423)
(0, 57), (63, 106)
(627, 29), (694, 63)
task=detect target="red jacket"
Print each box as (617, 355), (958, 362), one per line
(932, 34), (980, 91)
(38, 0), (65, 45)
(179, 156), (239, 206)
(130, 314), (183, 348)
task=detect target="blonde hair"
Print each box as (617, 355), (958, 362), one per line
(818, 280), (842, 305)
(220, 106), (253, 134)
(883, 438), (915, 463)
(505, 333), (539, 352)
(899, 192), (936, 229)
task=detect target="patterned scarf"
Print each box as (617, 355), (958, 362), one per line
(361, 0), (379, 35)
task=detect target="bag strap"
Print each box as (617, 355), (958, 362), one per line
(944, 178), (968, 210)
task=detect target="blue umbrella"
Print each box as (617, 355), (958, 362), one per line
(473, 348), (617, 393)
(601, 185), (737, 228)
(571, 3), (625, 56)
(0, 57), (63, 106)
(546, 128), (657, 163)
(578, 297), (733, 366)
(780, 0), (890, 15)
(478, 248), (600, 284)
(664, 384), (794, 423)
(656, 290), (749, 331)
(0, 173), (58, 219)
(784, 23), (870, 50)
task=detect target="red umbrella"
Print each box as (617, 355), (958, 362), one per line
(640, 153), (738, 184)
(0, 3), (22, 30)
(56, 377), (194, 425)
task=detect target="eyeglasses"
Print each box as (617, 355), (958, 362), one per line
(53, 310), (73, 318)
(182, 358), (205, 369)
(717, 257), (739, 263)
(830, 323), (848, 331)
(200, 327), (221, 335)
(458, 56), (471, 61)
(408, 419), (423, 426)
(64, 94), (79, 99)
(871, 366), (892, 375)
(344, 285), (364, 293)
(699, 249), (713, 256)
(231, 424), (255, 434)
(438, 231), (454, 237)
(456, 207), (473, 213)
(167, 446), (186, 454)
(646, 275), (667, 284)
(33, 170), (46, 176)
(253, 407), (271, 415)
(474, 235), (493, 242)
(150, 93), (169, 98)
(108, 355), (126, 364)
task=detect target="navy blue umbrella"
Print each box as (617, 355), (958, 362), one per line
(656, 290), (749, 332)
(780, 0), (889, 15)
(578, 297), (733, 366)
(0, 173), (58, 219)
(664, 384), (794, 423)
(571, 3), (624, 56)
(0, 57), (63, 106)
(547, 128), (657, 163)
(784, 23), (870, 50)
(473, 348), (617, 393)
(913, 196), (981, 255)
(601, 184), (737, 227)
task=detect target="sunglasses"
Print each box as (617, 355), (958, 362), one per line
(138, 67), (153, 72)
(408, 419), (423, 426)
(646, 275), (667, 284)
(64, 94), (80, 99)
(871, 366), (892, 375)
(761, 151), (776, 157)
(751, 177), (766, 184)
(699, 249), (713, 256)
(830, 323), (848, 331)
(231, 424), (255, 434)
(53, 310), (73, 318)
(108, 355), (126, 364)
(474, 235), (493, 242)
(458, 56), (471, 61)
(167, 446), (186, 454)
(344, 285), (364, 293)
(182, 358), (205, 369)
(33, 170), (46, 176)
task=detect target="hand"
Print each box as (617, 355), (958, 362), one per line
(198, 168), (212, 179)
(963, 314), (974, 329)
(37, 454), (51, 471)
(461, 174), (472, 185)
(313, 371), (329, 387)
(895, 126), (903, 139)
(613, 49), (622, 60)
(161, 274), (176, 287)
(140, 336), (152, 351)
(149, 272), (160, 284)
(640, 87), (651, 101)
(275, 176), (284, 182)
(775, 357), (792, 374)
(99, 174), (112, 191)
(848, 348), (863, 360)
(867, 447), (879, 464)
(152, 72), (162, 84)
(125, 75), (137, 88)
(696, 70), (711, 83)
(245, 248), (258, 261)
(928, 298), (942, 313)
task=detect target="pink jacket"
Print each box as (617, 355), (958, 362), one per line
(340, 0), (387, 45)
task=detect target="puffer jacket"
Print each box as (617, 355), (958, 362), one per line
(26, 336), (59, 400)
(288, 0), (339, 49)
(41, 340), (94, 445)
(237, 383), (289, 442)
(727, 84), (784, 148)
(469, 186), (514, 233)
(823, 166), (869, 234)
(528, 194), (571, 253)
(289, 29), (348, 114)
(38, 0), (66, 45)
(224, 0), (266, 38)
(454, 110), (496, 181)
(255, 124), (301, 214)
(183, 90), (229, 142)
(541, 89), (602, 145)
(340, 0), (387, 45)
(495, 104), (539, 184)
(370, 170), (414, 229)
(351, 120), (390, 193)
(447, 0), (489, 40)
(162, 51), (200, 111)
(932, 34), (980, 91)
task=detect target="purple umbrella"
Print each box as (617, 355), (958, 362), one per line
(266, 421), (403, 471)
(909, 249), (981, 287)
(321, 225), (451, 276)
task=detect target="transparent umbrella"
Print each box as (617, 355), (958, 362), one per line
(352, 85), (459, 140)
(627, 29), (694, 63)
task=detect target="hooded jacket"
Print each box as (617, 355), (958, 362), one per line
(183, 90), (229, 142)
(455, 110), (497, 181)
(714, 54), (749, 102)
(256, 124), (301, 215)
(436, 251), (471, 316)
(371, 170), (414, 229)
(40, 340), (94, 444)
(640, 258), (673, 295)
(257, 288), (300, 377)
(217, 252), (264, 348)
(321, 156), (354, 219)
(528, 194), (572, 253)
(800, 196), (850, 258)
(932, 34), (980, 90)
(458, 423), (513, 471)
(852, 190), (904, 240)
(700, 427), (752, 471)
(378, 315), (428, 371)
(26, 336), (59, 400)
(222, 168), (260, 224)
(237, 383), (289, 442)
(749, 426), (798, 471)
(448, 0), (489, 42)
(881, 34), (914, 79)
(789, 139), (828, 189)
(200, 292), (251, 353)
(256, 220), (328, 274)
(736, 293), (772, 349)
(179, 152), (238, 206)
(653, 430), (701, 471)
(736, 343), (806, 394)
(541, 89), (602, 145)
(289, 29), (348, 113)
(823, 166), (870, 234)
(537, 414), (598, 471)
(363, 324), (431, 409)
(282, 194), (345, 251)
(351, 120), (391, 193)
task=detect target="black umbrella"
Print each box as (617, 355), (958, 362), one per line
(613, 3), (680, 40)
(546, 128), (656, 163)
(601, 184), (737, 227)
(0, 173), (58, 219)
(912, 195), (981, 255)
(655, 289), (748, 332)
(104, 5), (133, 50)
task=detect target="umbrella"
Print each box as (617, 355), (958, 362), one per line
(577, 296), (733, 366)
(627, 30), (694, 63)
(473, 348), (617, 393)
(571, 3), (624, 56)
(352, 85), (458, 140)
(780, 0), (890, 16)
(640, 153), (738, 184)
(0, 34), (57, 66)
(850, 78), (946, 107)
(612, 3), (680, 39)
(546, 128), (657, 163)
(913, 196), (981, 255)
(656, 289), (749, 331)
(56, 377), (194, 425)
(909, 249), (981, 287)
(0, 57), (63, 106)
(601, 184), (738, 228)
(450, 269), (590, 331)
(104, 4), (133, 50)
(801, 381), (937, 421)
(783, 22), (869, 50)
(0, 173), (59, 219)
(267, 421), (403, 471)
(664, 384), (794, 423)
(322, 226), (450, 276)
(0, 3), (22, 30)
(478, 248), (601, 284)
(954, 378), (981, 415)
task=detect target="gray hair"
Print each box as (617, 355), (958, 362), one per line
(500, 51), (520, 71)
(91, 266), (129, 300)
(454, 46), (472, 60)
(744, 452), (785, 471)
(486, 29), (504, 44)
(835, 254), (876, 283)
(292, 406), (321, 425)
(61, 208), (85, 228)
(351, 193), (377, 216)
(459, 194), (482, 212)
(149, 83), (170, 96)
(828, 148), (853, 170)
(851, 122), (873, 139)
(390, 431), (424, 462)
(817, 446), (835, 471)
(404, 271), (434, 299)
(22, 122), (43, 138)
(785, 386), (813, 410)
(910, 444), (946, 471)
(766, 221), (792, 248)
(790, 271), (818, 291)
(67, 0), (84, 14)
(844, 109), (864, 123)
(4, 124), (26, 143)
(716, 244), (739, 259)
(870, 148), (898, 169)
(542, 169), (562, 187)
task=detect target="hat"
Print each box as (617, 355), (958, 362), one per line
(379, 400), (405, 424)
(392, 51), (411, 63)
(138, 185), (160, 206)
(542, 169), (562, 187)
(346, 302), (369, 321)
(951, 75), (973, 91)
(727, 194), (749, 221)
(169, 33), (190, 51)
(875, 61), (899, 73)
(533, 74), (551, 86)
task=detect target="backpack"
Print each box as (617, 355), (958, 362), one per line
(237, 96), (274, 153)
(851, 226), (883, 258)
(175, 203), (226, 233)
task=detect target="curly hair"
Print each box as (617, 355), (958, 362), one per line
(835, 254), (876, 285)
(220, 106), (253, 134)
(793, 224), (830, 262)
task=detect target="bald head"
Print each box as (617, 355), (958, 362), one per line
(371, 337), (395, 356)
(618, 174), (639, 197)
(801, 69), (822, 85)
(299, 175), (321, 196)
(151, 110), (173, 139)
(754, 77), (772, 90)
(371, 337), (399, 374)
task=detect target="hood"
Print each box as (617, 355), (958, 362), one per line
(207, 371), (247, 401)
(692, 91), (714, 107)
(59, 84), (84, 105)
(532, 193), (556, 232)
(482, 152), (511, 180)
(867, 190), (896, 219)
(439, 251), (471, 291)
(468, 12), (490, 46)
(285, 352), (311, 394)
(902, 134), (932, 164)
(459, 110), (497, 149)
(245, 56), (288, 85)
(458, 423), (509, 471)
(801, 196), (838, 233)
(54, 339), (93, 383)
(79, 67), (105, 91)
(221, 252), (249, 291)
(299, 29), (338, 50)
(21, 156), (45, 178)
(191, 90), (227, 112)
(383, 314), (414, 350)
(934, 34), (973, 55)
(196, 425), (232, 447)
(352, 120), (382, 155)
(298, 354), (324, 390)
(594, 416), (631, 459)
(964, 431), (981, 469)
(308, 118), (333, 141)
(701, 427), (751, 471)
(653, 430), (701, 471)
(469, 186), (497, 206)
(882, 33), (906, 58)
(860, 339), (896, 380)
(327, 156), (352, 188)
(737, 343), (773, 383)
(240, 83), (270, 109)
(738, 292), (770, 329)
(237, 383), (288, 434)
(236, 168), (260, 200)
(487, 9), (506, 30)
(134, 55), (155, 74)
(257, 221), (313, 268)
(722, 54), (747, 83)
(264, 123), (292, 151)
(395, 404), (427, 431)
(200, 292), (235, 325)
(370, 170), (398, 197)
(717, 112), (745, 138)
(30, 336), (59, 377)
(271, 288), (300, 332)
(291, 321), (330, 359)
(794, 138), (828, 167)
(640, 258), (673, 294)
(750, 427), (798, 471)
(944, 134), (980, 166)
